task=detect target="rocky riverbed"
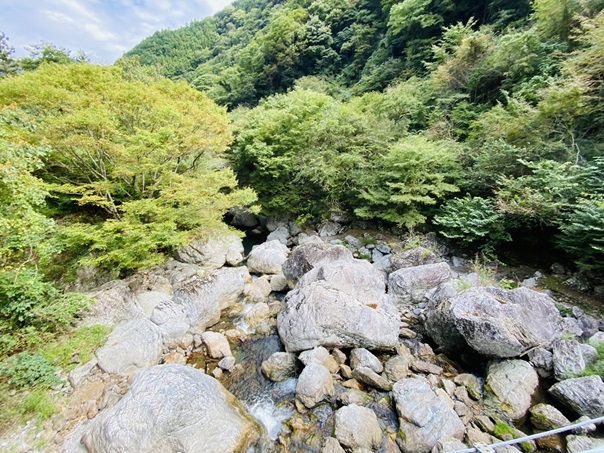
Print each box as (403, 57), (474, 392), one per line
(3, 216), (604, 453)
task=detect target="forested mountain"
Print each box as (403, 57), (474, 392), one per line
(128, 0), (604, 274)
(126, 0), (532, 106)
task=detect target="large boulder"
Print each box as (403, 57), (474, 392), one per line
(261, 352), (298, 382)
(150, 268), (249, 341)
(95, 318), (163, 375)
(373, 247), (439, 276)
(425, 286), (563, 358)
(80, 365), (261, 452)
(84, 280), (142, 327)
(277, 259), (400, 352)
(388, 262), (451, 308)
(246, 240), (289, 275)
(549, 375), (604, 418)
(174, 233), (244, 268)
(282, 241), (353, 285)
(392, 378), (465, 453)
(484, 360), (539, 420)
(552, 340), (596, 380)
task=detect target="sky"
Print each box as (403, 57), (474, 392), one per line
(0, 0), (234, 64)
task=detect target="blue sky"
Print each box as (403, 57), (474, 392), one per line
(0, 0), (234, 64)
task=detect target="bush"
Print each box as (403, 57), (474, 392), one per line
(0, 352), (60, 389)
(433, 195), (511, 253)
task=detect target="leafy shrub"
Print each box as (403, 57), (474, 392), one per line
(433, 195), (511, 252)
(0, 352), (60, 389)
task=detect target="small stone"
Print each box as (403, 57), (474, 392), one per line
(201, 331), (232, 359)
(435, 388), (455, 409)
(162, 351), (187, 365)
(453, 373), (481, 400)
(350, 348), (383, 374)
(261, 352), (298, 382)
(342, 379), (363, 390)
(218, 356), (236, 371)
(384, 356), (410, 383)
(212, 368), (223, 379)
(399, 327), (417, 339)
(295, 363), (334, 408)
(299, 347), (340, 374)
(441, 379), (456, 397)
(571, 415), (597, 434)
(352, 367), (392, 391)
(270, 274), (288, 292)
(335, 404), (382, 451)
(322, 437), (345, 453)
(338, 389), (372, 406)
(529, 403), (570, 430)
(454, 401), (469, 417)
(332, 348), (347, 365)
(411, 360), (443, 375)
(340, 364), (353, 380)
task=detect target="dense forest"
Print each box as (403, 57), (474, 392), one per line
(126, 0), (604, 271)
(0, 0), (603, 433)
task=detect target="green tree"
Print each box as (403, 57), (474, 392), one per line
(0, 63), (256, 273)
(0, 32), (17, 78)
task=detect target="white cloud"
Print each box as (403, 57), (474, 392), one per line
(0, 0), (234, 63)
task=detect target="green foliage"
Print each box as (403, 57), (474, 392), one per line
(0, 352), (59, 389)
(0, 32), (17, 78)
(0, 63), (256, 274)
(433, 196), (511, 250)
(19, 42), (86, 71)
(41, 324), (109, 371)
(354, 135), (460, 227)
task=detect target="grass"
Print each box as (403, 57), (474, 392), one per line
(582, 341), (604, 379)
(0, 324), (110, 436)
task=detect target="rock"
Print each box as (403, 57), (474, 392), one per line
(334, 404), (382, 451)
(529, 403), (571, 430)
(411, 360), (443, 375)
(577, 313), (600, 340)
(484, 360), (538, 420)
(352, 367), (392, 391)
(244, 302), (271, 327)
(425, 286), (563, 358)
(80, 365), (260, 452)
(549, 375), (604, 418)
(553, 340), (591, 380)
(201, 331), (232, 359)
(384, 356), (410, 382)
(374, 247), (439, 275)
(388, 262), (451, 308)
(431, 437), (468, 452)
(68, 358), (98, 389)
(174, 233), (244, 268)
(393, 378), (465, 453)
(566, 435), (604, 453)
(527, 348), (554, 377)
(453, 374), (482, 400)
(267, 226), (290, 245)
(400, 327), (417, 339)
(151, 267), (250, 341)
(270, 274), (288, 292)
(319, 221), (341, 237)
(247, 240), (289, 275)
(322, 437), (346, 453)
(295, 363), (334, 408)
(85, 280), (143, 327)
(282, 241), (353, 284)
(218, 356), (237, 371)
(96, 318), (163, 375)
(332, 348), (347, 365)
(261, 352), (298, 382)
(339, 388), (372, 406)
(265, 213), (290, 232)
(244, 276), (272, 302)
(136, 291), (171, 318)
(340, 364), (353, 379)
(163, 351), (187, 365)
(589, 331), (604, 346)
(350, 348), (383, 374)
(229, 207), (258, 229)
(298, 347), (339, 373)
(278, 259), (399, 352)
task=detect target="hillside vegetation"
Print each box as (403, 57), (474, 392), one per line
(128, 0), (604, 272)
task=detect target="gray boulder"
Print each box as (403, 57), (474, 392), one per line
(230, 207), (258, 229)
(174, 233), (244, 268)
(393, 378), (465, 453)
(247, 240), (289, 275)
(425, 286), (563, 358)
(80, 365), (260, 452)
(319, 221), (341, 237)
(136, 291), (170, 318)
(374, 247), (439, 275)
(388, 262), (451, 308)
(549, 375), (604, 418)
(96, 318), (163, 375)
(484, 360), (539, 420)
(334, 404), (382, 451)
(352, 366), (391, 391)
(295, 363), (334, 408)
(261, 352), (298, 382)
(267, 226), (290, 245)
(277, 259), (400, 352)
(151, 268), (249, 341)
(85, 280), (142, 326)
(553, 340), (594, 380)
(282, 241), (353, 284)
(566, 435), (604, 453)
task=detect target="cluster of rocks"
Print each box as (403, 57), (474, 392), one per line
(6, 217), (604, 453)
